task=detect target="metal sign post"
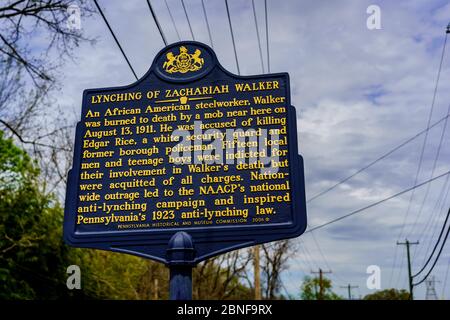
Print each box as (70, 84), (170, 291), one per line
(167, 232), (194, 300)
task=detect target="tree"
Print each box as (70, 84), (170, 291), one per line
(0, 130), (68, 299)
(0, 0), (95, 87)
(364, 289), (410, 300)
(194, 250), (253, 299)
(300, 275), (342, 300)
(260, 240), (296, 299)
(0, 0), (95, 195)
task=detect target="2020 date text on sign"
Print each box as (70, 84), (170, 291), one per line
(63, 41), (307, 299)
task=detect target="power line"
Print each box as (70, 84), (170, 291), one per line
(181, 0), (195, 40)
(93, 0), (138, 80)
(146, 0), (168, 46)
(414, 158), (450, 263)
(413, 208), (450, 278)
(413, 103), (450, 260)
(411, 141), (447, 240)
(264, 0), (270, 72)
(164, 0), (181, 41)
(413, 144), (449, 261)
(201, 0), (214, 48)
(252, 0), (265, 73)
(299, 239), (320, 270)
(407, 55), (449, 240)
(391, 31), (449, 284)
(308, 231), (345, 285)
(224, 0), (240, 75)
(308, 113), (450, 204)
(300, 233), (331, 276)
(298, 247), (316, 272)
(417, 177), (450, 266)
(306, 169), (450, 233)
(400, 31), (448, 239)
(413, 216), (450, 286)
(309, 232), (332, 271)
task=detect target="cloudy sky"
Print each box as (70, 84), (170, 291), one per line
(54, 0), (450, 299)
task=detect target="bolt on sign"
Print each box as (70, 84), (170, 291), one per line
(64, 41), (307, 265)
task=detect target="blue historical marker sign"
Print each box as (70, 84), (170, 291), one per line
(64, 41), (307, 265)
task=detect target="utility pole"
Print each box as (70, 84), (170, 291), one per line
(397, 239), (419, 300)
(311, 269), (332, 300)
(254, 245), (261, 300)
(340, 284), (359, 300)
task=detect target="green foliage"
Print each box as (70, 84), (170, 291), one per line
(0, 131), (66, 299)
(69, 249), (169, 300)
(363, 288), (410, 300)
(300, 276), (342, 300)
(0, 130), (38, 188)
